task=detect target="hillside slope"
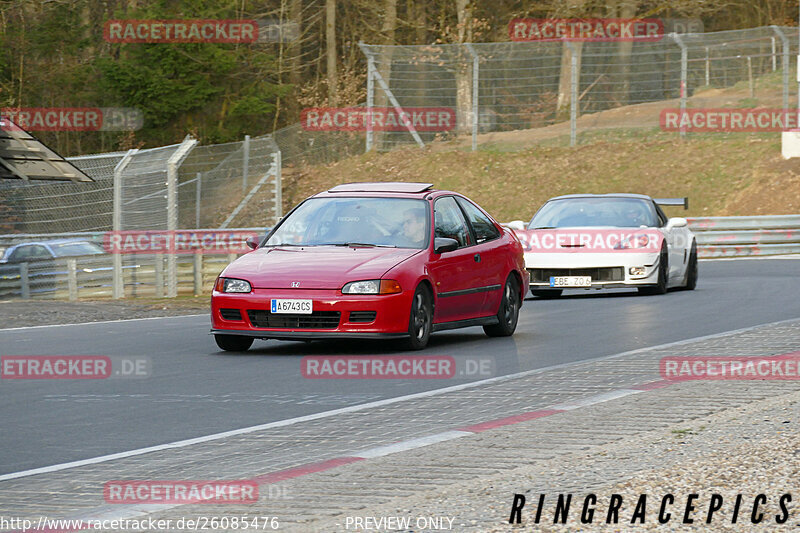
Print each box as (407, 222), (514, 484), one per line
(268, 134), (800, 224)
(228, 73), (800, 226)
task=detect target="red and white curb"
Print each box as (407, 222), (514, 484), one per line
(5, 378), (678, 533)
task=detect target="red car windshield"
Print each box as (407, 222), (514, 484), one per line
(265, 197), (430, 249)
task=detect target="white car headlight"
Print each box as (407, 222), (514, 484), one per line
(342, 280), (380, 294)
(217, 278), (252, 293)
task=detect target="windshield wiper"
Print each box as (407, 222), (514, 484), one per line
(530, 226), (557, 229)
(330, 242), (397, 248)
(263, 243), (308, 247)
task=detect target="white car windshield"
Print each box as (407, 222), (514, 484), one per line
(529, 198), (660, 229)
(265, 197), (430, 249)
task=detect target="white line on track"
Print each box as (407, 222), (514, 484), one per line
(549, 389), (643, 411)
(0, 314), (209, 332)
(352, 431), (472, 459)
(1, 315), (799, 482)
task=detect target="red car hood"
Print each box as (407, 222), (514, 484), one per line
(221, 246), (423, 289)
(512, 227), (663, 253)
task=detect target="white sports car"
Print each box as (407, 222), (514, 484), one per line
(509, 194), (697, 297)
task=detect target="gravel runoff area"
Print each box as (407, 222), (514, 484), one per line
(0, 298), (210, 328)
(306, 384), (800, 533)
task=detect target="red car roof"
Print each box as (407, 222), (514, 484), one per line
(326, 182), (434, 194)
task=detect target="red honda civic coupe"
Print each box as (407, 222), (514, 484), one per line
(210, 182), (528, 351)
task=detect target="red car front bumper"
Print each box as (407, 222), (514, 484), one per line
(211, 288), (413, 339)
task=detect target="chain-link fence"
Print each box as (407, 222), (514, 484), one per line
(0, 135), (281, 234)
(359, 25), (800, 150)
(177, 135), (282, 229)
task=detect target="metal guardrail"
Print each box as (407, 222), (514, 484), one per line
(1, 216), (797, 300)
(687, 216), (800, 258)
(0, 227), (273, 300)
(0, 253), (244, 301)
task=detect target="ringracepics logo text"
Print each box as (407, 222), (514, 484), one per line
(509, 493), (793, 526)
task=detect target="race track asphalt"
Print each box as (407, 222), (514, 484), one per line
(1, 258), (798, 475)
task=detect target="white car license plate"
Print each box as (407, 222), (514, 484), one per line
(270, 299), (312, 314)
(550, 276), (592, 288)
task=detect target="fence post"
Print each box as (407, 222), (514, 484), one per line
(155, 254), (164, 298)
(193, 252), (203, 296)
(671, 33), (688, 139)
(19, 263), (30, 300)
(166, 136), (198, 298)
(273, 149), (282, 223)
(772, 36), (777, 71)
(112, 149), (138, 299)
(195, 172), (202, 228)
(67, 259), (78, 301)
(361, 42), (375, 152)
(747, 56), (754, 98)
(566, 40), (578, 147)
(465, 43), (479, 152)
(242, 134), (250, 194)
(705, 47), (710, 86)
(771, 26), (789, 111)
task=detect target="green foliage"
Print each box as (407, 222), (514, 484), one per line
(0, 0), (289, 153)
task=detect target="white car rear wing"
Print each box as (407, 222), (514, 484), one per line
(654, 197), (689, 210)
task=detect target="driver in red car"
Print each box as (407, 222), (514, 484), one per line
(399, 206), (427, 248)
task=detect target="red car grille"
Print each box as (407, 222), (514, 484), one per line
(246, 310), (341, 329)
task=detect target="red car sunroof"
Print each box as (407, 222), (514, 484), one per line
(327, 182), (433, 193)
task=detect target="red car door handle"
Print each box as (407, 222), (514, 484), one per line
(474, 254), (481, 262)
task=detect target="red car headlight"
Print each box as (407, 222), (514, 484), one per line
(215, 277), (252, 293)
(341, 279), (402, 295)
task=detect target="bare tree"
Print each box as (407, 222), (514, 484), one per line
(326, 0), (337, 104)
(454, 0), (473, 135)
